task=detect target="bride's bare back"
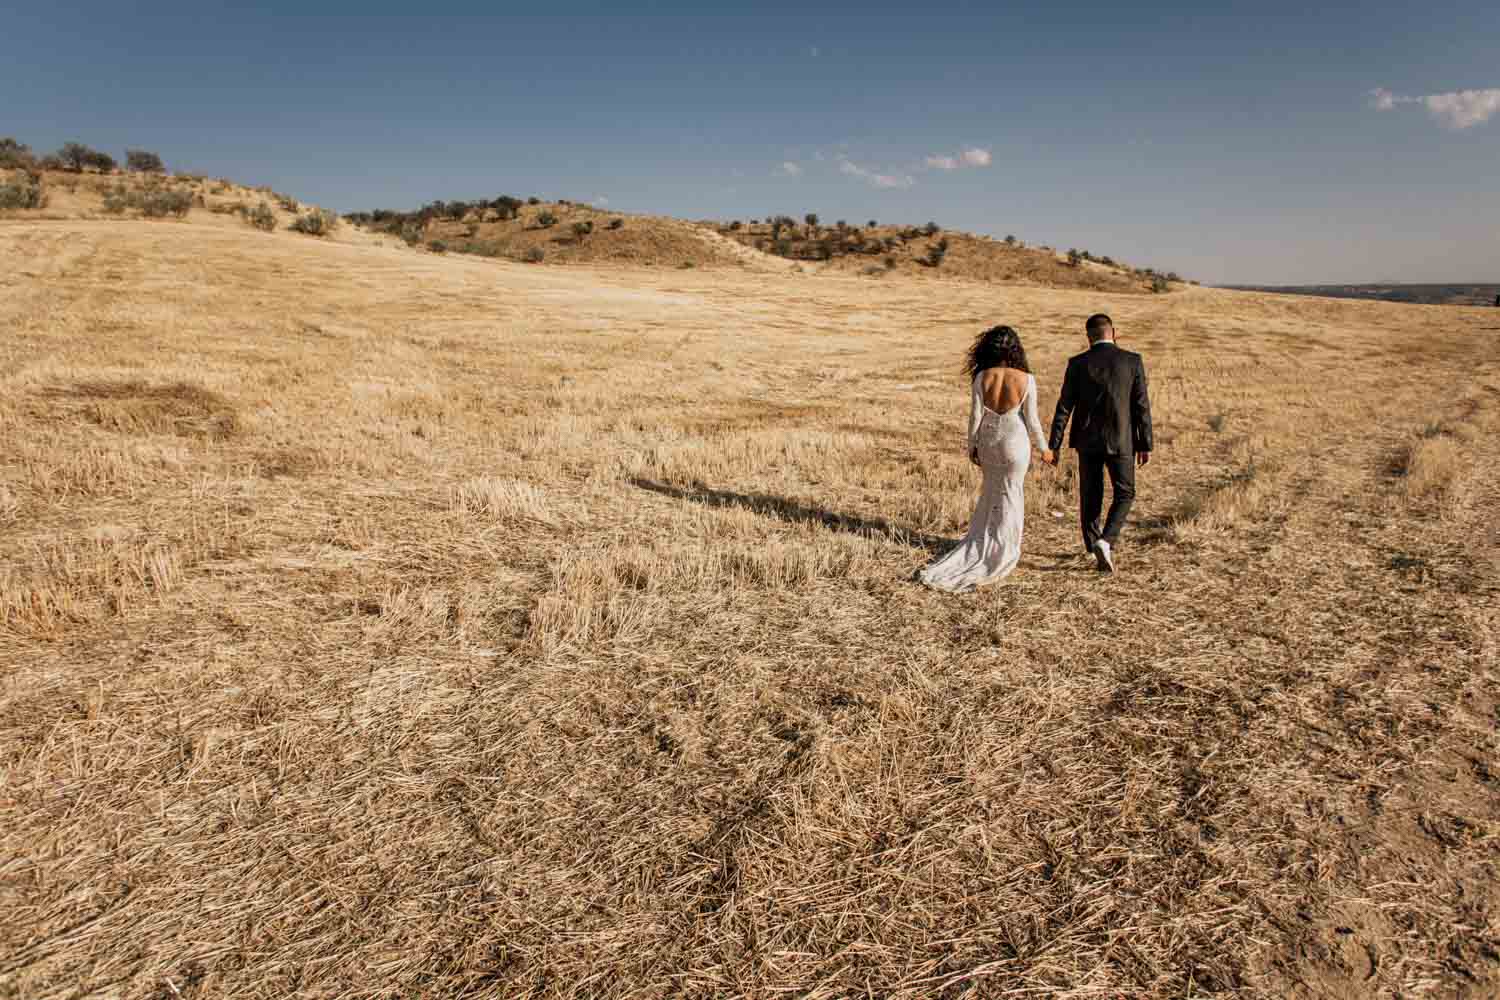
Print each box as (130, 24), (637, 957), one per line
(980, 366), (1030, 412)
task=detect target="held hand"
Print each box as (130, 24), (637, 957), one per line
(1041, 449), (1056, 467)
(1137, 451), (1151, 468)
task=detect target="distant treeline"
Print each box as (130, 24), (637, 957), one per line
(1227, 284), (1500, 307)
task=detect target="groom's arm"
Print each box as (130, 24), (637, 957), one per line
(1131, 355), (1153, 456)
(1048, 360), (1076, 452)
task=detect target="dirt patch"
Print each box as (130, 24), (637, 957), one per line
(40, 380), (238, 439)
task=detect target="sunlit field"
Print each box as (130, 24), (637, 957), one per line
(2, 212), (1497, 998)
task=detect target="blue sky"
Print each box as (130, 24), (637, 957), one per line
(4, 0), (1496, 284)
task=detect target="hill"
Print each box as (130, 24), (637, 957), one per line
(3, 169), (1499, 998)
(1225, 282), (1500, 307)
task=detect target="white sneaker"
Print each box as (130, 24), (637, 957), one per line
(1093, 540), (1115, 573)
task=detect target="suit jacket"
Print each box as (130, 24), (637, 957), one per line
(1047, 342), (1153, 455)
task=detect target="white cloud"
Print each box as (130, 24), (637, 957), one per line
(838, 159), (914, 189)
(924, 147), (993, 171)
(1370, 86), (1500, 129)
(776, 161), (803, 177)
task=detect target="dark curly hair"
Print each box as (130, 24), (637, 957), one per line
(964, 325), (1030, 377)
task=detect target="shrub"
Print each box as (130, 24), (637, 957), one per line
(883, 255), (897, 270)
(245, 201), (276, 231)
(274, 193), (299, 212)
(1151, 275), (1170, 293)
(289, 208), (338, 236)
(1004, 234), (1017, 246)
(57, 142), (115, 172)
(140, 189), (192, 217)
(0, 137), (34, 168)
(773, 238), (792, 256)
(923, 221), (940, 236)
(400, 222), (423, 246)
(428, 240), (448, 253)
(679, 261), (696, 269)
(804, 212), (819, 228)
(527, 196), (541, 205)
(607, 218), (623, 230)
(0, 173), (44, 210)
(126, 150), (166, 173)
(536, 211), (557, 228)
(728, 220), (742, 231)
(572, 220), (593, 239)
(524, 247), (545, 263)
(100, 184), (192, 217)
(491, 195), (523, 220)
(925, 238), (949, 267)
(1067, 249), (1082, 267)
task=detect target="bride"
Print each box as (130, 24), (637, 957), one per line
(919, 325), (1052, 592)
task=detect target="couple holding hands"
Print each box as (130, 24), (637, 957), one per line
(919, 313), (1153, 592)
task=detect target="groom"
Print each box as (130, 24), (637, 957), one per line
(1044, 314), (1153, 572)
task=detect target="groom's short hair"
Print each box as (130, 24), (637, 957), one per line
(1085, 314), (1114, 341)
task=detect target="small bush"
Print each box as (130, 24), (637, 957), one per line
(679, 261), (696, 269)
(289, 208), (338, 236)
(140, 189), (192, 217)
(536, 210), (558, 228)
(1067, 249), (1082, 267)
(0, 173), (45, 210)
(245, 201), (276, 231)
(525, 247), (545, 263)
(0, 137), (35, 168)
(804, 213), (819, 228)
(57, 142), (115, 172)
(728, 220), (742, 231)
(773, 238), (793, 256)
(100, 183), (192, 218)
(868, 219), (878, 228)
(925, 238), (949, 268)
(1151, 275), (1171, 293)
(1004, 234), (1017, 246)
(923, 221), (940, 236)
(572, 220), (594, 239)
(607, 218), (623, 230)
(400, 222), (423, 246)
(126, 149), (166, 173)
(527, 196), (541, 205)
(428, 240), (448, 254)
(883, 255), (897, 270)
(275, 193), (299, 212)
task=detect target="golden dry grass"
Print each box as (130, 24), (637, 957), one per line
(1, 208), (1498, 999)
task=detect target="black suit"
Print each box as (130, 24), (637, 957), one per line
(1048, 341), (1153, 550)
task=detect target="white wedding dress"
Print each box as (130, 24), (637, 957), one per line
(919, 371), (1048, 592)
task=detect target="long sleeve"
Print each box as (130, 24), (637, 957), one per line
(1131, 356), (1153, 453)
(1022, 375), (1047, 451)
(1048, 361), (1075, 451)
(967, 372), (983, 451)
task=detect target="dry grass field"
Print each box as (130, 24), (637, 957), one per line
(1, 203), (1498, 998)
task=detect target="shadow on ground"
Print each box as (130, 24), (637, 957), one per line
(631, 478), (952, 554)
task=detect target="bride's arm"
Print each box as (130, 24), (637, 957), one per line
(968, 373), (984, 451)
(1024, 375), (1048, 451)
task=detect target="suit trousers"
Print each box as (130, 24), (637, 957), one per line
(1078, 451), (1135, 550)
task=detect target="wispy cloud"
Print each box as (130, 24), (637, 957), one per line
(924, 147), (993, 171)
(838, 159), (914, 190)
(1370, 86), (1500, 129)
(776, 161), (803, 177)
